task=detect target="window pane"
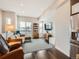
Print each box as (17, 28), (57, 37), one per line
(18, 21), (32, 36)
(26, 22), (32, 27)
(20, 21), (25, 27)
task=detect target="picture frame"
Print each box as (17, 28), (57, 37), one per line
(44, 22), (52, 30)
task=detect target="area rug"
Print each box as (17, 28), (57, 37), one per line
(22, 39), (52, 54)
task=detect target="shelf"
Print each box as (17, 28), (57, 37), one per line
(33, 23), (39, 39)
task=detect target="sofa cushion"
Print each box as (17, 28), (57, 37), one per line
(0, 34), (9, 55)
(0, 42), (8, 55)
(9, 42), (21, 51)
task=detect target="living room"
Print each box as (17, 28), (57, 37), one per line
(0, 0), (56, 59)
(0, 0), (79, 59)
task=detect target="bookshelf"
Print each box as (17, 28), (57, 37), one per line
(33, 23), (39, 39)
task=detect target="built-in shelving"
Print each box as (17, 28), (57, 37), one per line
(70, 0), (79, 59)
(33, 23), (39, 39)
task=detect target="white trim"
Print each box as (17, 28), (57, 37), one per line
(55, 46), (70, 57)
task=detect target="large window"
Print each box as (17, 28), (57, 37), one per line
(18, 21), (32, 36)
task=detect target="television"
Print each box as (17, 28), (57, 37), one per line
(44, 23), (52, 30)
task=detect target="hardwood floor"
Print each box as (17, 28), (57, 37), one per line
(23, 39), (69, 59)
(24, 48), (57, 59)
(24, 48), (70, 59)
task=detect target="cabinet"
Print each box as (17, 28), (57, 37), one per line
(71, 14), (79, 31)
(71, 0), (79, 31)
(71, 0), (79, 59)
(70, 43), (79, 59)
(33, 23), (39, 39)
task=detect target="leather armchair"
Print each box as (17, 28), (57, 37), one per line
(0, 47), (24, 59)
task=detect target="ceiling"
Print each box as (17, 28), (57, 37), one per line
(0, 0), (56, 18)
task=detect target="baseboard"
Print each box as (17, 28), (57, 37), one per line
(54, 48), (70, 59)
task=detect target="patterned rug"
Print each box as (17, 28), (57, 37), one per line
(22, 39), (53, 54)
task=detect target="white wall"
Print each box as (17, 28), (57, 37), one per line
(55, 0), (71, 56)
(0, 10), (2, 33)
(39, 0), (71, 57)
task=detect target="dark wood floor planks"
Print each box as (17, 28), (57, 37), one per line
(24, 48), (57, 59)
(24, 48), (70, 59)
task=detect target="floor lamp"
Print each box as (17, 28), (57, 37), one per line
(5, 24), (15, 40)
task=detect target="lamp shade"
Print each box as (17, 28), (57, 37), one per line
(5, 24), (15, 32)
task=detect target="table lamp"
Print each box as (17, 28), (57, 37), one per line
(5, 24), (15, 40)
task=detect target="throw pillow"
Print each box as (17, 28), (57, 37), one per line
(0, 42), (8, 55)
(0, 34), (9, 55)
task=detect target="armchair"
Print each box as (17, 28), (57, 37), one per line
(0, 47), (24, 59)
(0, 34), (24, 59)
